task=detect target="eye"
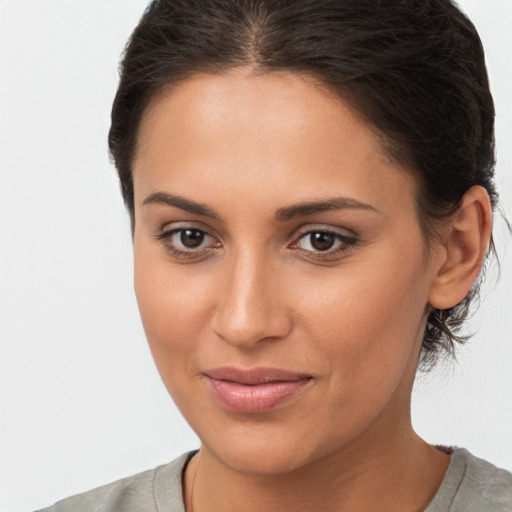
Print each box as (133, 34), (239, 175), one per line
(299, 231), (338, 251)
(156, 227), (220, 259)
(174, 229), (208, 249)
(290, 229), (357, 259)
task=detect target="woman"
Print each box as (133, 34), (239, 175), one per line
(36, 0), (511, 510)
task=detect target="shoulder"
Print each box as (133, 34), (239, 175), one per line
(453, 449), (512, 511)
(34, 452), (194, 512)
(427, 448), (512, 512)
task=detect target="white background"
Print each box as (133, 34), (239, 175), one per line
(0, 1), (511, 511)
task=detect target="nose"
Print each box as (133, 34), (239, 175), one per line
(211, 252), (293, 349)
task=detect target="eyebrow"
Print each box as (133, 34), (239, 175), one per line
(275, 197), (378, 221)
(142, 192), (220, 219)
(142, 191), (377, 221)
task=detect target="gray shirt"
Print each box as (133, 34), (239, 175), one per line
(36, 448), (512, 512)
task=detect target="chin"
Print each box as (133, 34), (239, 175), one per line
(212, 444), (314, 476)
(197, 420), (332, 476)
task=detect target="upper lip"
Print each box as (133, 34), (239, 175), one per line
(203, 367), (312, 385)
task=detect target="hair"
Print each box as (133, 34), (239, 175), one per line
(108, 0), (497, 368)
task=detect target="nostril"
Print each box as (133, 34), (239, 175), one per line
(212, 306), (293, 348)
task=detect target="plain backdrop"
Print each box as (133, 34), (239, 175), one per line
(0, 1), (511, 511)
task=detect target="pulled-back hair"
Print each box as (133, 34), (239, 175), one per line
(109, 0), (497, 368)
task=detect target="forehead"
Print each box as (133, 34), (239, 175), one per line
(133, 69), (417, 218)
(136, 68), (385, 163)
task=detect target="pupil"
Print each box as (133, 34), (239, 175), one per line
(311, 232), (334, 251)
(180, 229), (204, 248)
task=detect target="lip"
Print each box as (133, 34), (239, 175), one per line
(203, 367), (312, 414)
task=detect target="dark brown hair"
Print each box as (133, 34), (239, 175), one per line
(109, 0), (497, 368)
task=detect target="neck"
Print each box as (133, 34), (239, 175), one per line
(184, 422), (450, 512)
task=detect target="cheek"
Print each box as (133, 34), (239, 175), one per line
(133, 242), (213, 384)
(297, 248), (429, 398)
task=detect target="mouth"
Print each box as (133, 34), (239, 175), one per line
(203, 367), (313, 414)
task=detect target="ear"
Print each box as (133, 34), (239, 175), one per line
(428, 186), (493, 310)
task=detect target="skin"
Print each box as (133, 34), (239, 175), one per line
(132, 68), (492, 511)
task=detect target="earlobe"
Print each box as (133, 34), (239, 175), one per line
(428, 186), (493, 310)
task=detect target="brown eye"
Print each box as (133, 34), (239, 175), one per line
(180, 229), (205, 248)
(309, 232), (335, 251)
(292, 229), (357, 259)
(157, 227), (220, 259)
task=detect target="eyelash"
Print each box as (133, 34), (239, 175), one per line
(156, 227), (220, 260)
(155, 227), (358, 261)
(290, 229), (357, 260)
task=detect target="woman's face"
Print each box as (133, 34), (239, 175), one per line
(132, 69), (442, 474)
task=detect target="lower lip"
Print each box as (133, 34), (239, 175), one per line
(205, 376), (311, 413)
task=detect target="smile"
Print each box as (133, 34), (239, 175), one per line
(203, 367), (313, 414)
